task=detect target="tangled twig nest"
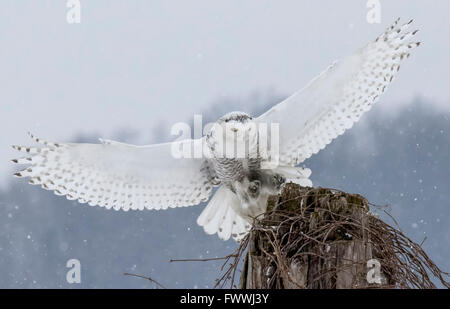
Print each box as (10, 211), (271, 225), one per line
(217, 183), (450, 289)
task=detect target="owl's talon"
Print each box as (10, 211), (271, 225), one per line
(272, 174), (286, 190)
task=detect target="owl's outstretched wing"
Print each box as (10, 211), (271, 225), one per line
(257, 18), (420, 166)
(11, 133), (215, 211)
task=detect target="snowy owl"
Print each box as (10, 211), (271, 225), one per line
(12, 19), (420, 242)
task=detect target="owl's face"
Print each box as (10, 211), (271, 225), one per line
(219, 111), (254, 138)
(209, 111), (258, 158)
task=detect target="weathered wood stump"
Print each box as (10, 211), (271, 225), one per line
(240, 183), (392, 289)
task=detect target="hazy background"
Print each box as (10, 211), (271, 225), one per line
(0, 1), (449, 288)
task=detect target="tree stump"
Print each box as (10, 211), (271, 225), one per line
(240, 184), (394, 289)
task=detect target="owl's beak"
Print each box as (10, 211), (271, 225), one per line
(231, 128), (238, 132)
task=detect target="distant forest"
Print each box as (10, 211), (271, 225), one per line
(1, 95), (449, 288)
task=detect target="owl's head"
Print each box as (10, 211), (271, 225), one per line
(218, 111), (254, 137)
(208, 111), (258, 158)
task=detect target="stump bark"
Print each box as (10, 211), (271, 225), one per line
(239, 183), (392, 289)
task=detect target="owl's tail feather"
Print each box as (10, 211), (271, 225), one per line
(197, 186), (251, 242)
(273, 166), (313, 187)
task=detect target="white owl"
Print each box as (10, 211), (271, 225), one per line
(12, 19), (419, 242)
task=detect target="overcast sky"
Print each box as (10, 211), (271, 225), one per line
(1, 0), (450, 185)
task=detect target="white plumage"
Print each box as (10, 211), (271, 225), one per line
(196, 186), (251, 242)
(12, 19), (419, 241)
(257, 18), (420, 166)
(12, 134), (212, 211)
